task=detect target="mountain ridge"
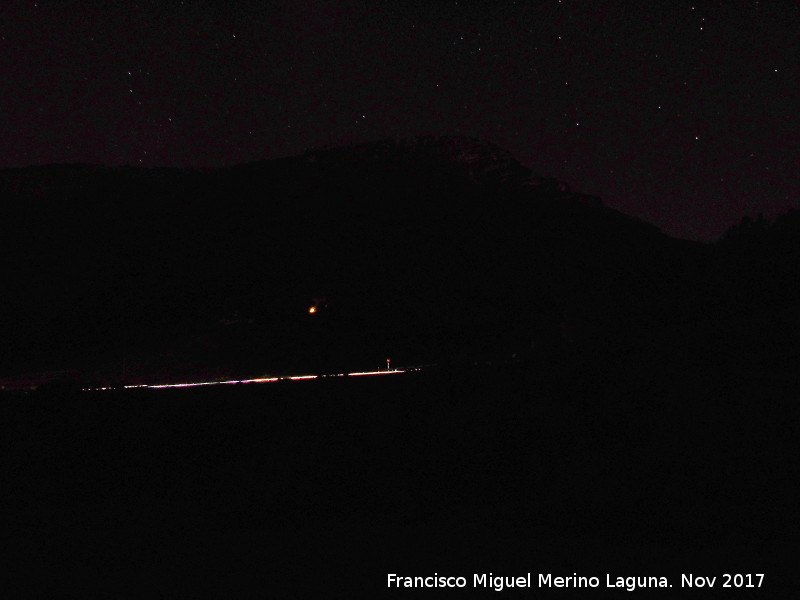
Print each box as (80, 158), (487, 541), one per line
(1, 137), (795, 385)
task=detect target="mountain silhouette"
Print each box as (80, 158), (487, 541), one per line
(1, 136), (796, 385)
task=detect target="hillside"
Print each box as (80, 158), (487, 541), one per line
(1, 136), (793, 385)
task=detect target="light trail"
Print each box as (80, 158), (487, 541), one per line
(85, 368), (417, 391)
(348, 370), (405, 376)
(148, 381), (219, 389)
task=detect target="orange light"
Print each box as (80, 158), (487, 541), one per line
(309, 306), (316, 314)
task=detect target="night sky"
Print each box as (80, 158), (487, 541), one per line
(2, 0), (797, 240)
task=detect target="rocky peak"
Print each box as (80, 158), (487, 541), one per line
(303, 135), (531, 184)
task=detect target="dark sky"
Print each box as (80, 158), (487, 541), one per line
(1, 0), (797, 240)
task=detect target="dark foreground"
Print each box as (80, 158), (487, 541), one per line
(3, 361), (798, 597)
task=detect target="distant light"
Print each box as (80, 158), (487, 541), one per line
(309, 306), (317, 314)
